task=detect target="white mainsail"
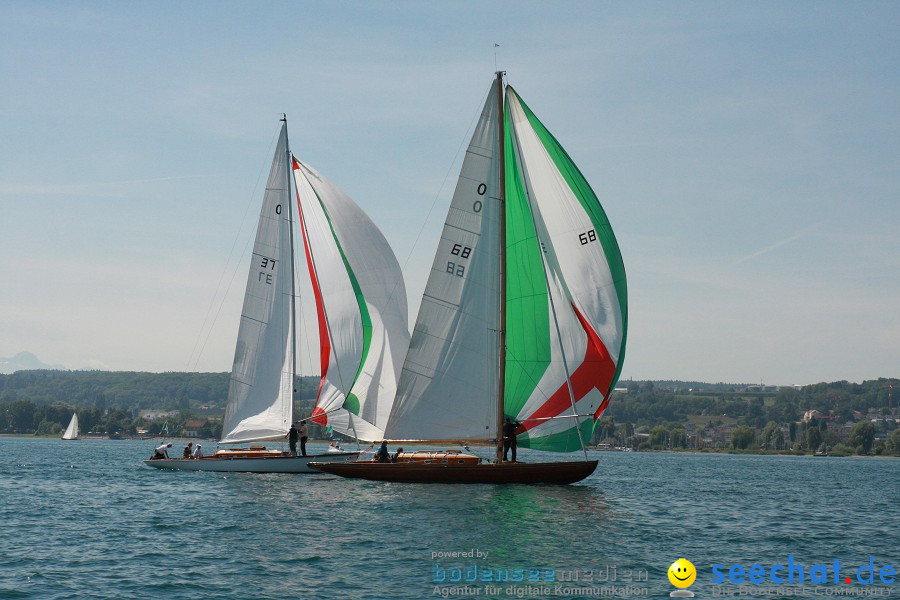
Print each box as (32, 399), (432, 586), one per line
(62, 413), (78, 440)
(220, 124), (295, 444)
(294, 160), (410, 442)
(386, 85), (502, 442)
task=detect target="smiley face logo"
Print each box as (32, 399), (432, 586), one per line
(668, 558), (696, 588)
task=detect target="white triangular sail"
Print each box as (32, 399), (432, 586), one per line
(386, 85), (502, 442)
(62, 413), (78, 440)
(294, 160), (410, 442)
(220, 124), (294, 444)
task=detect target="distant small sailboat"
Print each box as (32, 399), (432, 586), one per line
(145, 117), (409, 474)
(62, 413), (79, 441)
(313, 72), (627, 484)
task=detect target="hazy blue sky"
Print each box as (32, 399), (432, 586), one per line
(1, 1), (898, 385)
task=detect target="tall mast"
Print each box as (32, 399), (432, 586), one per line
(495, 71), (507, 463)
(282, 114), (298, 425)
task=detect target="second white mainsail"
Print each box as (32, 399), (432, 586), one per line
(220, 124), (294, 444)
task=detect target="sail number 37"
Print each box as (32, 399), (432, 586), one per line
(258, 256), (277, 284)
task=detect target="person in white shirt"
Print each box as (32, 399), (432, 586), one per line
(192, 444), (202, 459)
(153, 443), (172, 459)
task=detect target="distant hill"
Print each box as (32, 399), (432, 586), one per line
(0, 352), (65, 374)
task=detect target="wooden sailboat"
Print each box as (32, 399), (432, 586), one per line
(312, 73), (628, 484)
(145, 118), (410, 473)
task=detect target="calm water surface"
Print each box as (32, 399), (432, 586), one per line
(1, 438), (897, 599)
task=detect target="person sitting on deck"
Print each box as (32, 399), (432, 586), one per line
(375, 441), (390, 462)
(392, 447), (404, 463)
(183, 442), (193, 458)
(153, 443), (172, 460)
(193, 444), (202, 459)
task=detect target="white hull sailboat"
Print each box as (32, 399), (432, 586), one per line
(145, 118), (409, 474)
(62, 413), (79, 441)
(314, 73), (627, 484)
(146, 449), (359, 474)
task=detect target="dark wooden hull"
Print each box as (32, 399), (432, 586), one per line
(308, 459), (598, 484)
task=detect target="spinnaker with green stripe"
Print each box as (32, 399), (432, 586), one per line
(386, 76), (627, 457)
(294, 160), (410, 442)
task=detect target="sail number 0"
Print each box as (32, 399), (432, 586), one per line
(473, 182), (486, 213)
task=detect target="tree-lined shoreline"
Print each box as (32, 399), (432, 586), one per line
(1, 370), (897, 456)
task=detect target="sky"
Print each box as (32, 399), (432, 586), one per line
(1, 1), (898, 385)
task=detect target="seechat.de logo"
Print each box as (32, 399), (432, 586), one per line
(668, 558), (697, 597)
(711, 555), (896, 586)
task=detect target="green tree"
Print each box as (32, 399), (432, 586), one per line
(731, 426), (757, 450)
(649, 425), (668, 448)
(670, 428), (687, 449)
(596, 416), (616, 442)
(885, 429), (900, 456)
(849, 422), (876, 455)
(759, 421), (784, 450)
(806, 427), (823, 452)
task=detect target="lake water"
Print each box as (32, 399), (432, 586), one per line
(1, 437), (897, 599)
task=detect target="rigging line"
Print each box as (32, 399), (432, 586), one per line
(192, 225), (256, 372)
(519, 413), (595, 423)
(381, 87), (490, 311)
(186, 127), (281, 371)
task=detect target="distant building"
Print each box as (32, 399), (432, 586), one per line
(139, 409), (178, 421)
(184, 419), (207, 438)
(802, 410), (820, 423)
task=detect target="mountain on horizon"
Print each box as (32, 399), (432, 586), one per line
(0, 351), (66, 374)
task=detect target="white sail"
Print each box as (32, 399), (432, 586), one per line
(62, 413), (78, 440)
(294, 160), (410, 442)
(220, 124), (294, 444)
(386, 85), (502, 442)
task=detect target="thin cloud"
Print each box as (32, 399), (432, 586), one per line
(0, 174), (221, 196)
(731, 222), (822, 266)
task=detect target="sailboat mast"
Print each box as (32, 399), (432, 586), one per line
(495, 71), (507, 464)
(283, 114), (297, 427)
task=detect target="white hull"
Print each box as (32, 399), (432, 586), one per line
(143, 451), (361, 473)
